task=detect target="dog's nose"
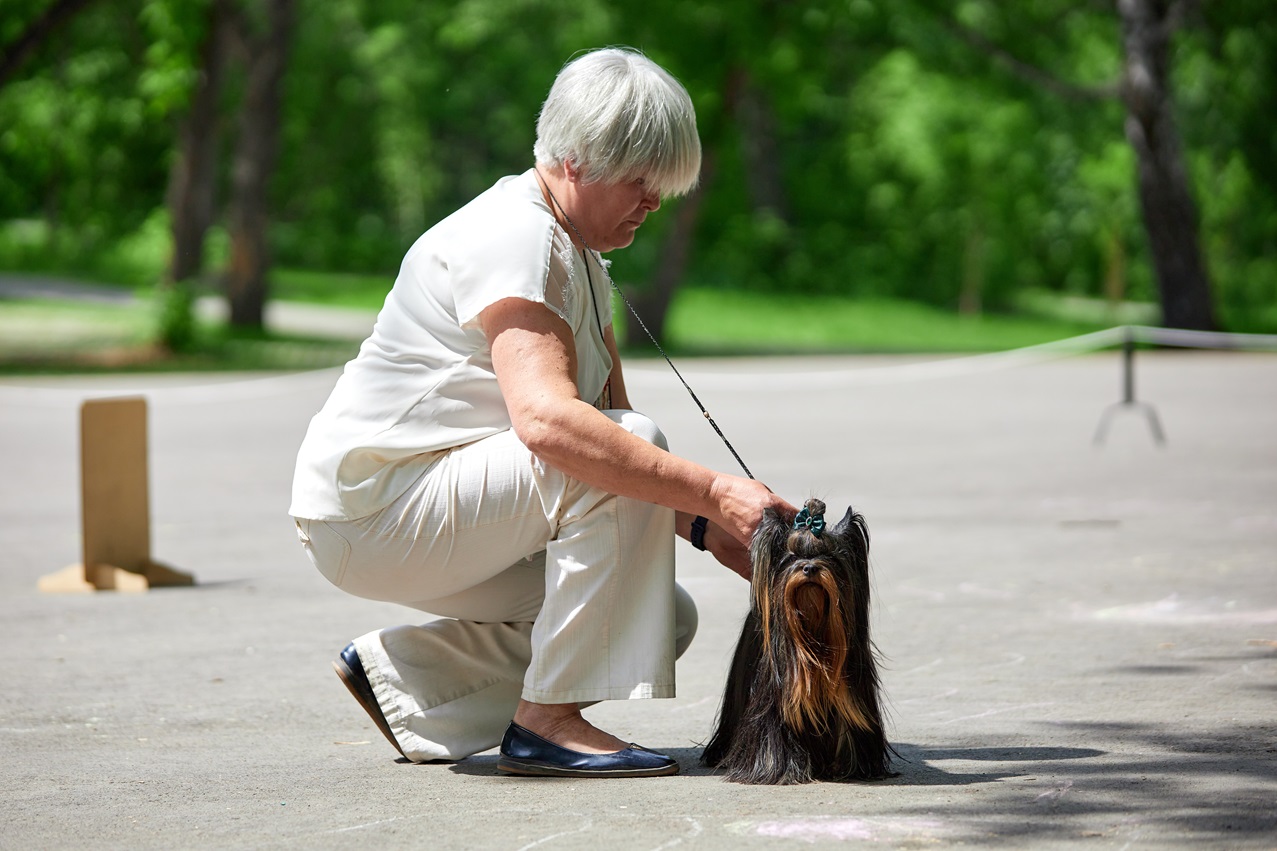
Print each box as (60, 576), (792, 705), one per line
(801, 563), (818, 577)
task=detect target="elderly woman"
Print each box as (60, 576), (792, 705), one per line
(290, 47), (792, 778)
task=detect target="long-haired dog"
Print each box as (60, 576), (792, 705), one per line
(702, 498), (892, 784)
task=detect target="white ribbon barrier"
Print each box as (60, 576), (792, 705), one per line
(632, 327), (1133, 390)
(1127, 325), (1277, 351)
(631, 325), (1277, 392)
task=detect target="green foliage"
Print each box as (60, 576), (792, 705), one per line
(153, 278), (197, 352)
(137, 0), (210, 116)
(1178, 4), (1277, 333)
(1, 0), (1274, 335)
(0, 4), (170, 239)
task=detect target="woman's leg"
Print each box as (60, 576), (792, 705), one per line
(298, 412), (695, 761)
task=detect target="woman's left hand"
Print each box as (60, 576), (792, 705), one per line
(703, 520), (752, 581)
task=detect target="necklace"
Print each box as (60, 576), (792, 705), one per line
(533, 168), (755, 479)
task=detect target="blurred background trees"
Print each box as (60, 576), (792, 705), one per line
(1, 0), (1273, 337)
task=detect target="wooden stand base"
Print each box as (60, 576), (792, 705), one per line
(39, 560), (195, 594)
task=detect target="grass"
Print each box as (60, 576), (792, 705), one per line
(656, 290), (1117, 355)
(0, 267), (1140, 374)
(271, 268), (394, 308)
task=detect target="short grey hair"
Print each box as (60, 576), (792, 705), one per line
(534, 47), (701, 198)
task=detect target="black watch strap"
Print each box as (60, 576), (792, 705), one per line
(690, 515), (709, 551)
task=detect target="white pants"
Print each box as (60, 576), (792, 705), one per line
(295, 410), (698, 761)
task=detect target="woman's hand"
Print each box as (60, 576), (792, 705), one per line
(701, 520), (753, 581)
(709, 475), (797, 548)
(686, 478), (796, 582)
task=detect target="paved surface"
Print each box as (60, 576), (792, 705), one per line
(2, 338), (1276, 847)
(0, 273), (382, 344)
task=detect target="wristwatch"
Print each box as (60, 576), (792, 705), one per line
(690, 515), (709, 551)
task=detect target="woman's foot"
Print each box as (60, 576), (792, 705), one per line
(511, 700), (627, 753)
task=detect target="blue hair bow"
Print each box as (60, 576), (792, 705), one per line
(793, 506), (825, 535)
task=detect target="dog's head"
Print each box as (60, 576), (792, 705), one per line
(750, 498), (870, 636)
(750, 498), (874, 734)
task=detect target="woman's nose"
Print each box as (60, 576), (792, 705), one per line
(641, 189), (661, 212)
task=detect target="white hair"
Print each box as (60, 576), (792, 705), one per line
(534, 47), (701, 198)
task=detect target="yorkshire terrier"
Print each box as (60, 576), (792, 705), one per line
(702, 499), (892, 784)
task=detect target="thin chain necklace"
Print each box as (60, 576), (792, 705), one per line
(534, 168), (755, 480)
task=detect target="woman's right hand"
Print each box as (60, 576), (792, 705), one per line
(709, 474), (797, 547)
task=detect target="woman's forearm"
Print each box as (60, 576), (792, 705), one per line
(518, 397), (722, 521)
(484, 296), (789, 544)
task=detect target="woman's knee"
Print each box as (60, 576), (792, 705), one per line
(606, 410), (669, 452)
(295, 518), (352, 588)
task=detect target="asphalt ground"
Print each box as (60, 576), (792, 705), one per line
(2, 347), (1275, 849)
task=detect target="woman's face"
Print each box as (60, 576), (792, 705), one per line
(569, 174), (661, 253)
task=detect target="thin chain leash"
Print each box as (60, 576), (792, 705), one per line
(535, 170), (755, 480)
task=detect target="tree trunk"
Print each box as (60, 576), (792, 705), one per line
(626, 64), (784, 346)
(1103, 227), (1127, 307)
(625, 151), (716, 346)
(733, 72), (789, 221)
(1117, 0), (1216, 330)
(959, 216), (985, 316)
(225, 0), (294, 330)
(165, 0), (232, 288)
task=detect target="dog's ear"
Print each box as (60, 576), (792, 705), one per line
(750, 506), (793, 558)
(748, 507), (792, 605)
(830, 506), (869, 553)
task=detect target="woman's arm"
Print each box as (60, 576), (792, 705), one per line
(481, 297), (791, 546)
(601, 324), (630, 410)
(611, 327), (753, 578)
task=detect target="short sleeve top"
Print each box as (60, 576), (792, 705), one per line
(289, 170), (614, 521)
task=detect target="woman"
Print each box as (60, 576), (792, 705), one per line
(290, 47), (793, 778)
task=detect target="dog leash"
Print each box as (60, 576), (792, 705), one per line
(536, 170), (756, 480)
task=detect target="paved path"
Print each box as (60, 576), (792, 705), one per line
(0, 273), (380, 341)
(1, 317), (1275, 846)
(0, 274), (138, 304)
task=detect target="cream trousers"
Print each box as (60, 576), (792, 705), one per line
(295, 410), (698, 761)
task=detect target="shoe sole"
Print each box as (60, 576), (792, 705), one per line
(332, 656), (406, 759)
(496, 756), (680, 778)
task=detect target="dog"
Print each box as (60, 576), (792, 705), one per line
(702, 498), (892, 784)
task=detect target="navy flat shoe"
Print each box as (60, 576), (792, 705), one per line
(497, 721), (679, 778)
(332, 643), (405, 758)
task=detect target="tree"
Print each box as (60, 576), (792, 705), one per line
(0, 2), (172, 249)
(2, 0), (1271, 340)
(915, 0), (1217, 329)
(224, 0), (294, 329)
(1117, 0), (1214, 330)
(163, 0), (232, 289)
(612, 0), (894, 343)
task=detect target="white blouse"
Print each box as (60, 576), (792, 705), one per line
(289, 170), (614, 521)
